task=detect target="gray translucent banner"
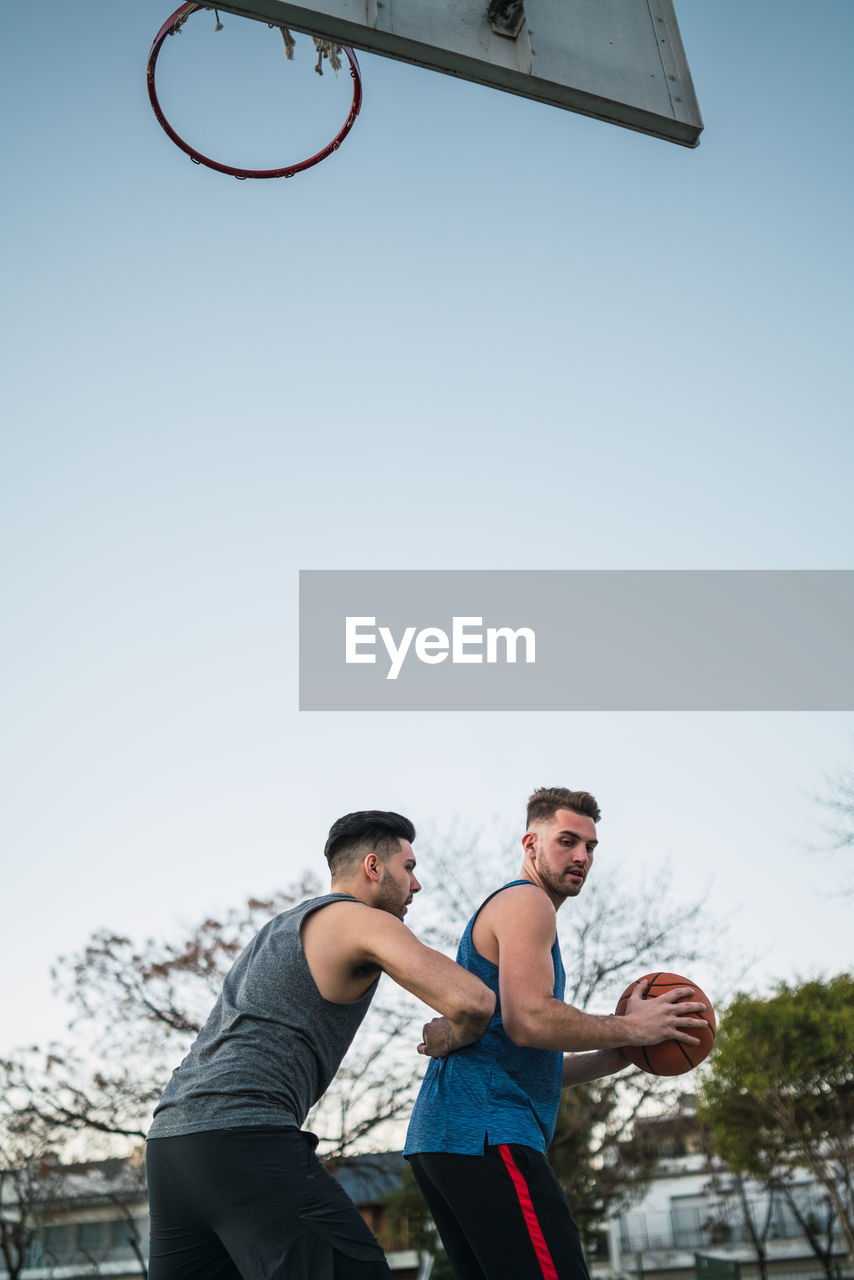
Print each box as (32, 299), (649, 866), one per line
(299, 571), (854, 711)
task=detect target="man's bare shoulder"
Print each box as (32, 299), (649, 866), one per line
(310, 897), (372, 919)
(481, 881), (555, 924)
(474, 882), (556, 960)
(305, 897), (400, 937)
(302, 899), (413, 997)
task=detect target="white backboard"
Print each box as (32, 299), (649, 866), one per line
(201, 0), (703, 145)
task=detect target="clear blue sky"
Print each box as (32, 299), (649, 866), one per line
(1, 1), (852, 1055)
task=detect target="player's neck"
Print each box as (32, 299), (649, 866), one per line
(517, 864), (565, 911)
(330, 876), (369, 906)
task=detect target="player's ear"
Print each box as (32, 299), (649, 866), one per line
(364, 852), (382, 881)
(521, 831), (535, 855)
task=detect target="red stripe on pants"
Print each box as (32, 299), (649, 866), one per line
(497, 1144), (559, 1280)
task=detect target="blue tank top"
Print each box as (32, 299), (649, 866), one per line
(404, 880), (565, 1156)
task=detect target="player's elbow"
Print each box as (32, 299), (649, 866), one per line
(453, 984), (495, 1031)
(470, 986), (497, 1027)
(503, 1007), (540, 1048)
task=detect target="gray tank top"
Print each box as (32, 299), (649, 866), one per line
(147, 894), (379, 1138)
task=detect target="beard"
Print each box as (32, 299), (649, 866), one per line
(375, 874), (408, 919)
(538, 862), (583, 901)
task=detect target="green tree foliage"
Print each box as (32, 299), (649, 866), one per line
(698, 974), (854, 1263)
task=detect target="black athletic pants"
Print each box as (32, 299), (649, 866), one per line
(409, 1144), (591, 1280)
(146, 1127), (392, 1280)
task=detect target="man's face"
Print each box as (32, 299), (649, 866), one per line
(375, 840), (422, 919)
(526, 808), (597, 901)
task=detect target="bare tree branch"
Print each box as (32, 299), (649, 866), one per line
(814, 767), (854, 895)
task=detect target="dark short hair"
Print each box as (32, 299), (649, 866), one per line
(324, 810), (416, 873)
(526, 787), (601, 827)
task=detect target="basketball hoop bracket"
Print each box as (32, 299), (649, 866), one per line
(487, 0), (525, 38)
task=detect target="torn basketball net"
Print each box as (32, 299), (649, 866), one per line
(146, 3), (363, 179)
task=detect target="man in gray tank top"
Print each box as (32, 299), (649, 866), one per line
(146, 810), (495, 1280)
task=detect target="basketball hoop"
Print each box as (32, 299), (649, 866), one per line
(146, 3), (363, 179)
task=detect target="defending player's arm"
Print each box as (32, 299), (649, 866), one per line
(356, 909), (495, 1054)
(494, 887), (706, 1053)
(560, 1048), (627, 1087)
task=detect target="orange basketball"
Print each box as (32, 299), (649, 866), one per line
(615, 972), (716, 1076)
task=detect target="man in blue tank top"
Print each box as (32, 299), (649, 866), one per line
(404, 787), (708, 1280)
(146, 810), (495, 1280)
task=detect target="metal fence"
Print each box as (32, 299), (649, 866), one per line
(620, 1193), (845, 1255)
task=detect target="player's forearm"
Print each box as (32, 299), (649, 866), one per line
(421, 950), (496, 1032)
(561, 1047), (628, 1087)
(442, 983), (495, 1048)
(367, 923), (495, 1035)
(504, 998), (632, 1052)
(443, 1004), (493, 1050)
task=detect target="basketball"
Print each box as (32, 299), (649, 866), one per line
(615, 972), (716, 1076)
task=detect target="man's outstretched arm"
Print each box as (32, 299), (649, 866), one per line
(493, 887), (706, 1053)
(560, 1048), (628, 1087)
(353, 907), (495, 1054)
